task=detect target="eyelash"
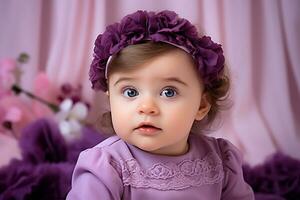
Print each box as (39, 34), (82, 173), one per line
(120, 86), (179, 98)
(160, 86), (178, 98)
(122, 87), (139, 98)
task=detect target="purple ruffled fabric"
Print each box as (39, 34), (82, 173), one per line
(0, 118), (107, 200)
(0, 161), (73, 200)
(89, 10), (225, 91)
(243, 153), (300, 200)
(19, 119), (68, 164)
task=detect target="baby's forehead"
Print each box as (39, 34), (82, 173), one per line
(108, 51), (201, 85)
(113, 48), (195, 72)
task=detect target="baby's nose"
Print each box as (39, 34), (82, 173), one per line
(137, 96), (159, 115)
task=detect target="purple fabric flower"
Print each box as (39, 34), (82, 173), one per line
(19, 118), (68, 164)
(0, 118), (107, 200)
(243, 153), (300, 200)
(255, 193), (285, 200)
(0, 160), (73, 200)
(89, 10), (225, 91)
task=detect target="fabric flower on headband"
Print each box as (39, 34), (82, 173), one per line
(89, 10), (225, 91)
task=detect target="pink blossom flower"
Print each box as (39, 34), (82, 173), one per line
(0, 96), (35, 137)
(4, 106), (22, 122)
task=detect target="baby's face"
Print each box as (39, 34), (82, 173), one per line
(108, 49), (209, 156)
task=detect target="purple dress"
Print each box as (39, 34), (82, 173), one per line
(67, 134), (254, 200)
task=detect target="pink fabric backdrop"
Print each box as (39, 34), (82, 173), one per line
(0, 0), (299, 165)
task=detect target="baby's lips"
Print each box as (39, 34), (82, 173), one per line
(135, 122), (161, 130)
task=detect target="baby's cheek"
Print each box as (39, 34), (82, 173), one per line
(167, 108), (196, 129)
(111, 111), (130, 135)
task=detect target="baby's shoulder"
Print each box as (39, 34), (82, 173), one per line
(94, 135), (125, 150)
(190, 134), (243, 165)
(78, 136), (132, 166)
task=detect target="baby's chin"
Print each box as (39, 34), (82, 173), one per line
(134, 143), (183, 156)
(126, 139), (164, 154)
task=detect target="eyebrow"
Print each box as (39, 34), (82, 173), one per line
(113, 77), (188, 86)
(113, 77), (136, 86)
(162, 77), (188, 86)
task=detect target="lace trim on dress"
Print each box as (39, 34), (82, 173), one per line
(120, 152), (224, 191)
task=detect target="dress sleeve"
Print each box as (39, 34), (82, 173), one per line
(66, 147), (123, 200)
(217, 138), (255, 200)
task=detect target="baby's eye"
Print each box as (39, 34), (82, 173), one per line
(122, 88), (139, 98)
(160, 87), (177, 98)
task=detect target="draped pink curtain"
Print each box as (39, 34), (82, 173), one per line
(0, 0), (299, 165)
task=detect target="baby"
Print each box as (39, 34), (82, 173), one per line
(67, 10), (254, 200)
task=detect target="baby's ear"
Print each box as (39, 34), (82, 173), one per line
(106, 90), (111, 107)
(195, 93), (211, 121)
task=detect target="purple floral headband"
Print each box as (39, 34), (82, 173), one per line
(89, 10), (225, 91)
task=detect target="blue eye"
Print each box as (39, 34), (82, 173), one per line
(123, 88), (139, 97)
(161, 88), (177, 98)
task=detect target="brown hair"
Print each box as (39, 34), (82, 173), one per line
(102, 41), (230, 134)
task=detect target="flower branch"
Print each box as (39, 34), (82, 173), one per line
(11, 84), (59, 113)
